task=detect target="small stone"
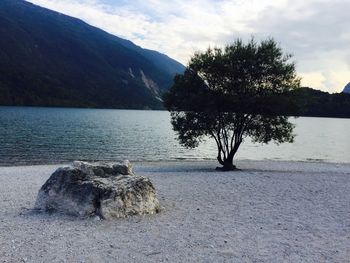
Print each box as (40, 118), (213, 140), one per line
(146, 251), (161, 256)
(93, 216), (101, 221)
(220, 250), (234, 256)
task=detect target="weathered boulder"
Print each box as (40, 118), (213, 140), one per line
(72, 160), (134, 177)
(35, 161), (161, 219)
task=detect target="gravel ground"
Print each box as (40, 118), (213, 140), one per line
(0, 160), (349, 263)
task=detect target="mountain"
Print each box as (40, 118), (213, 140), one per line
(0, 0), (185, 109)
(291, 87), (350, 118)
(343, 83), (350, 94)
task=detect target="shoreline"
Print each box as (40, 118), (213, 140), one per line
(0, 160), (349, 262)
(1, 158), (350, 169)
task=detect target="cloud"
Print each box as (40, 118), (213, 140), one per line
(26, 0), (350, 92)
(246, 0), (350, 92)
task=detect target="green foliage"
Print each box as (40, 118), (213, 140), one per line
(291, 87), (350, 118)
(164, 38), (300, 170)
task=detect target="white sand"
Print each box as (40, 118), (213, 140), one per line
(0, 160), (349, 262)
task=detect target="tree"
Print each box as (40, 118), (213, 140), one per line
(163, 38), (300, 170)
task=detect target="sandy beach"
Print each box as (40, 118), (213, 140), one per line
(0, 160), (349, 262)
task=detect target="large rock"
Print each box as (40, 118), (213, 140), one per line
(343, 82), (350, 94)
(35, 161), (161, 219)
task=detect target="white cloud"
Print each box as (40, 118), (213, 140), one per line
(299, 72), (326, 89)
(26, 0), (350, 93)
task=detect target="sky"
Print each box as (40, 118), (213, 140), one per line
(26, 0), (350, 93)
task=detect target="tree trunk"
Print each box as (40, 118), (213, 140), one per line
(222, 154), (236, 171)
(214, 135), (241, 171)
(217, 152), (237, 171)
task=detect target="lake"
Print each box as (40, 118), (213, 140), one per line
(0, 106), (349, 166)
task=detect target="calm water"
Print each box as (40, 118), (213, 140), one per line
(0, 106), (349, 166)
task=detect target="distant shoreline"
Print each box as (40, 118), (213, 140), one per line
(1, 105), (350, 119)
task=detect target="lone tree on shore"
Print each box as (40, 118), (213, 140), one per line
(164, 38), (300, 170)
